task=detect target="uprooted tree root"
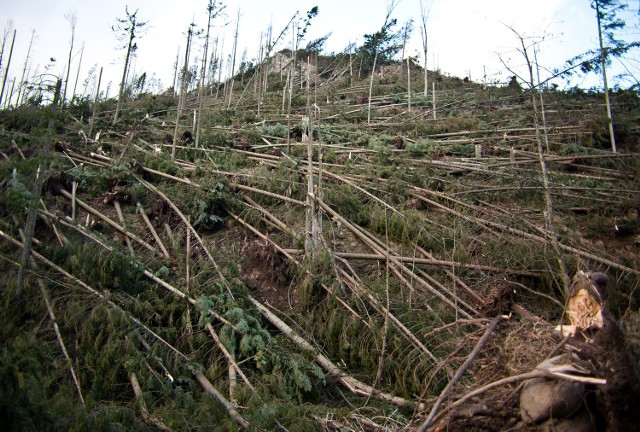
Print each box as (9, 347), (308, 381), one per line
(240, 236), (295, 310)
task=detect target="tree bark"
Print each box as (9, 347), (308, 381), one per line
(595, 0), (617, 152)
(0, 29), (16, 107)
(114, 10), (139, 124)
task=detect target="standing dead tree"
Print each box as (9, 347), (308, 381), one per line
(0, 28), (16, 107)
(226, 9), (240, 109)
(419, 0), (431, 97)
(499, 27), (570, 296)
(62, 11), (77, 106)
(172, 23), (196, 161)
(0, 20), (14, 74)
(70, 42), (84, 105)
(112, 7), (147, 124)
(195, 0), (225, 150)
(594, 0), (620, 152)
(367, 0), (400, 124)
(88, 67), (102, 137)
(399, 19), (413, 74)
(17, 29), (35, 106)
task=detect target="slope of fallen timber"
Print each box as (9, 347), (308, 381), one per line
(1, 57), (639, 431)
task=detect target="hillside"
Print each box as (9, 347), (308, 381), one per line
(1, 52), (640, 431)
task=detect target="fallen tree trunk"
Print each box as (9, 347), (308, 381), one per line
(247, 295), (425, 411)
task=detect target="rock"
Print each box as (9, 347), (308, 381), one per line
(542, 410), (596, 432)
(520, 377), (585, 424)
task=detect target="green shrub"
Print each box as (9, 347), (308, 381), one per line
(407, 139), (436, 157)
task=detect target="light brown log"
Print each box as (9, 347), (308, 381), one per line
(206, 323), (255, 391)
(318, 198), (475, 318)
(338, 268), (440, 364)
(412, 192), (640, 275)
(193, 370), (250, 429)
(38, 279), (85, 405)
(114, 200), (135, 256)
(58, 189), (158, 255)
(129, 373), (172, 431)
(137, 202), (171, 259)
(247, 295), (425, 411)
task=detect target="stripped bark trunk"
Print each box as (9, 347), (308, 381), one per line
(129, 373), (172, 431)
(70, 42), (84, 106)
(38, 279), (85, 405)
(595, 0), (616, 153)
(17, 29), (35, 106)
(172, 24), (194, 161)
(247, 295), (425, 411)
(0, 29), (16, 107)
(88, 67), (102, 138)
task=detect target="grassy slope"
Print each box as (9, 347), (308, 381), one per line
(1, 54), (639, 430)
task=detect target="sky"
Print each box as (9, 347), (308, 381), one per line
(0, 0), (637, 104)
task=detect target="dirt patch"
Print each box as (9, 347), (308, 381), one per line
(101, 185), (132, 206)
(43, 170), (73, 196)
(239, 237), (296, 311)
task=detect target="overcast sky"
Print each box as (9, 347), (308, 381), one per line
(1, 0), (637, 102)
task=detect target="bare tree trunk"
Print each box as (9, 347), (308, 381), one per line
(432, 82), (436, 119)
(399, 19), (411, 74)
(407, 57), (411, 111)
(511, 28), (570, 295)
(368, 1), (399, 124)
(0, 21), (14, 73)
(263, 24), (272, 95)
(6, 77), (15, 108)
(534, 46), (551, 153)
(419, 0), (430, 97)
(114, 26), (134, 124)
(255, 32), (263, 97)
(0, 29), (16, 107)
(367, 55), (378, 124)
(172, 24), (194, 161)
(305, 57), (318, 260)
(17, 29), (35, 107)
(349, 41), (353, 79)
(227, 10), (240, 109)
(88, 67), (102, 137)
(281, 67), (288, 114)
(62, 12), (77, 106)
(19, 62), (32, 104)
(208, 37), (218, 89)
(196, 1), (219, 151)
(216, 36), (225, 99)
(172, 46), (180, 96)
(595, 0), (617, 152)
(113, 9), (145, 124)
(70, 42), (84, 105)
